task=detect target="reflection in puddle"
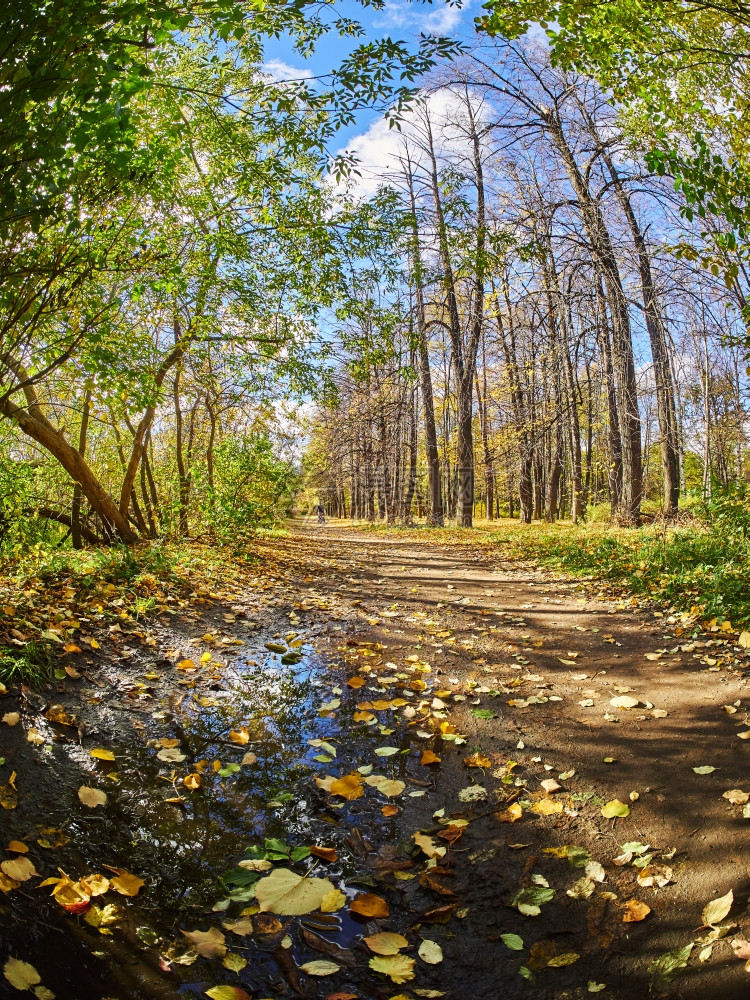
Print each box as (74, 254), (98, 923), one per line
(0, 635), (421, 998)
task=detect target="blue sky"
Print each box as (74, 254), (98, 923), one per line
(261, 0), (479, 149)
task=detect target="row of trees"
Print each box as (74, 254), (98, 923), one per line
(0, 1), (455, 548)
(306, 42), (749, 525)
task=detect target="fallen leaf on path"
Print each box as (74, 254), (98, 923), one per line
(464, 752), (491, 768)
(693, 766), (716, 774)
(532, 799), (562, 815)
(255, 868), (334, 915)
(731, 938), (750, 960)
(622, 900), (651, 922)
(418, 940), (443, 964)
(548, 952), (580, 967)
(7, 841), (27, 853)
(350, 893), (389, 918)
(723, 789), (749, 804)
(702, 889), (733, 927)
(413, 833), (446, 859)
(420, 751), (441, 765)
(458, 785), (487, 802)
(368, 954), (415, 983)
(601, 800), (629, 818)
(648, 943), (693, 979)
(2, 713), (19, 726)
(610, 696), (639, 709)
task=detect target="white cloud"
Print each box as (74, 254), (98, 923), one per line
(376, 0), (469, 34)
(334, 86), (490, 199)
(261, 59), (314, 81)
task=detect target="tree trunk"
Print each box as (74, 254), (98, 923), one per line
(71, 388), (91, 549)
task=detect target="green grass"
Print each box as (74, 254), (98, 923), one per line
(0, 639), (55, 689)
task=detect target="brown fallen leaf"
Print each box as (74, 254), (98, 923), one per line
(180, 926), (227, 958)
(330, 773), (364, 800)
(350, 893), (389, 918)
(622, 899), (651, 922)
(310, 846), (338, 863)
(463, 752), (491, 768)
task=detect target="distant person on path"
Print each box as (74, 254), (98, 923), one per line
(317, 503), (325, 524)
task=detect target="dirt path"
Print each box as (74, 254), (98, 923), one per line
(2, 520), (750, 1000)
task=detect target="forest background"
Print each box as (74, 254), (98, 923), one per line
(4, 0), (750, 682)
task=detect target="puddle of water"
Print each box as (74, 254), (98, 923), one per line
(0, 633), (430, 999)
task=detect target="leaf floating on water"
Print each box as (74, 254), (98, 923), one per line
(2, 713), (19, 726)
(350, 892), (389, 918)
(601, 800), (629, 818)
(368, 954), (416, 983)
(156, 748), (185, 763)
(1, 856), (37, 881)
(3, 957), (41, 991)
(420, 750), (441, 765)
(374, 746), (400, 757)
(89, 748), (115, 761)
(693, 766), (717, 775)
(78, 786), (107, 808)
(319, 888), (346, 912)
(222, 953), (247, 974)
(329, 773), (364, 800)
(228, 729), (250, 745)
(500, 933), (524, 951)
(204, 987), (252, 1000)
(222, 917), (254, 936)
(181, 927), (227, 958)
(254, 868), (334, 915)
(364, 932), (409, 955)
(702, 888), (733, 927)
(299, 960), (340, 976)
(104, 867), (145, 896)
